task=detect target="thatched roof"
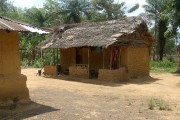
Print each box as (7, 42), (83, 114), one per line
(40, 17), (154, 49)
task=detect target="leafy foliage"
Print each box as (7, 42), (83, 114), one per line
(150, 59), (178, 73)
(92, 0), (126, 20)
(127, 3), (139, 13)
(142, 0), (169, 61)
(25, 7), (50, 27)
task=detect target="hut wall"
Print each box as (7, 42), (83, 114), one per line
(60, 48), (76, 71)
(98, 67), (128, 82)
(89, 48), (103, 71)
(69, 65), (88, 78)
(0, 30), (20, 74)
(103, 48), (111, 69)
(120, 48), (128, 67)
(126, 47), (150, 78)
(0, 74), (29, 103)
(82, 48), (88, 64)
(0, 30), (30, 105)
(60, 47), (108, 71)
(44, 65), (58, 75)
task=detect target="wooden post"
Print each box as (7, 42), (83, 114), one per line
(110, 47), (112, 70)
(40, 49), (43, 60)
(70, 48), (72, 66)
(103, 48), (105, 69)
(119, 47), (121, 68)
(69, 48), (70, 66)
(56, 48), (58, 65)
(53, 49), (55, 65)
(88, 47), (90, 79)
(40, 48), (43, 66)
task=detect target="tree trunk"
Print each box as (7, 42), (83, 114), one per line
(158, 19), (167, 61)
(32, 45), (36, 61)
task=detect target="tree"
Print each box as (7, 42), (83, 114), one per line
(142, 0), (169, 61)
(91, 0), (139, 22)
(164, 0), (180, 36)
(92, 0), (126, 21)
(0, 0), (21, 19)
(43, 0), (63, 26)
(164, 38), (176, 56)
(60, 0), (91, 23)
(0, 0), (9, 16)
(25, 7), (50, 27)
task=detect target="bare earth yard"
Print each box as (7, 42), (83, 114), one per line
(0, 68), (180, 120)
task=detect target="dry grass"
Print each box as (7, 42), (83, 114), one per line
(148, 97), (171, 111)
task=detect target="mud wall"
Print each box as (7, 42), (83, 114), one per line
(44, 65), (57, 75)
(60, 47), (150, 79)
(120, 48), (128, 67)
(69, 65), (88, 79)
(0, 30), (21, 74)
(0, 30), (30, 105)
(98, 67), (128, 82)
(60, 48), (76, 71)
(126, 47), (150, 78)
(0, 74), (30, 104)
(60, 47), (106, 71)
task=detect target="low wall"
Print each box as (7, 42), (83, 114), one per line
(69, 64), (89, 79)
(98, 67), (128, 82)
(0, 74), (30, 106)
(44, 65), (57, 75)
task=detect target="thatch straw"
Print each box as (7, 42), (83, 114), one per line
(40, 17), (154, 49)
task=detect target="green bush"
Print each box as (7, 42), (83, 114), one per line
(167, 56), (176, 62)
(150, 60), (178, 73)
(33, 59), (43, 68)
(151, 60), (177, 68)
(21, 58), (29, 68)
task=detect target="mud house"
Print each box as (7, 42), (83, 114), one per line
(0, 17), (49, 105)
(41, 17), (154, 81)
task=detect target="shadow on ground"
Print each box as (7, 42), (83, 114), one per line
(0, 102), (58, 120)
(43, 74), (162, 87)
(171, 71), (180, 76)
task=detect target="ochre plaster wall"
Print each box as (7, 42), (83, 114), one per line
(98, 67), (128, 82)
(69, 65), (88, 78)
(102, 48), (111, 69)
(60, 47), (104, 71)
(126, 47), (150, 78)
(60, 48), (76, 71)
(0, 30), (21, 74)
(120, 48), (128, 67)
(0, 74), (29, 103)
(60, 47), (150, 79)
(44, 65), (57, 75)
(0, 30), (30, 105)
(89, 48), (103, 71)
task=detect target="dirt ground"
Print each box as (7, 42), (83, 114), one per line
(0, 68), (180, 120)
